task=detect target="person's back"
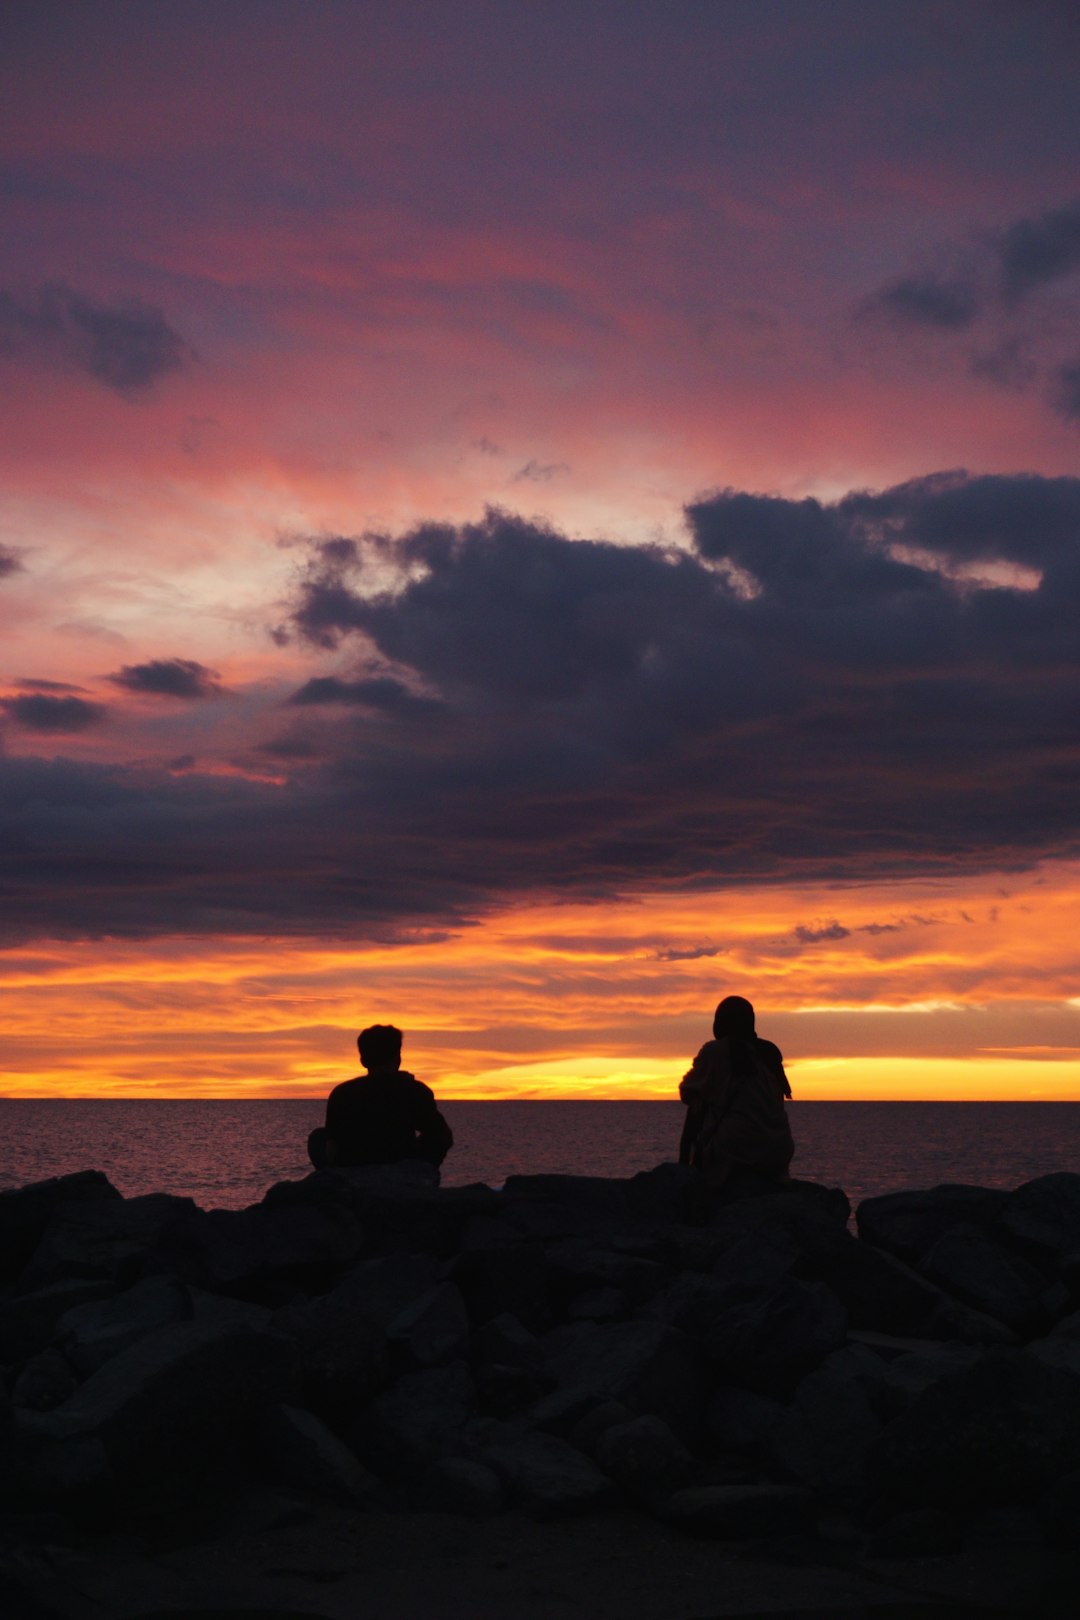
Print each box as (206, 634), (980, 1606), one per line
(325, 1066), (451, 1168)
(309, 1024), (453, 1171)
(679, 996), (793, 1184)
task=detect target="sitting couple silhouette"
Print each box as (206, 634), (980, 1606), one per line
(309, 998), (792, 1184)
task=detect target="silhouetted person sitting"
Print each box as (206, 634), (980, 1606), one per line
(307, 1024), (453, 1172)
(678, 995), (793, 1186)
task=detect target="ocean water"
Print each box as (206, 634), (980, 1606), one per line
(1, 1099), (1079, 1212)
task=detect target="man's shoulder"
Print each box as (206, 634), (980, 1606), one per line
(754, 1037), (784, 1064)
(327, 1075), (366, 1102)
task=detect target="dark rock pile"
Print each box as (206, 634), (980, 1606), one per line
(4, 1160), (1080, 1556)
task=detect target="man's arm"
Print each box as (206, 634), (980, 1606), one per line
(413, 1085), (453, 1167)
(323, 1084), (348, 1165)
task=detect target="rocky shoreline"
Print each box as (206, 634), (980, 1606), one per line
(3, 1161), (1080, 1616)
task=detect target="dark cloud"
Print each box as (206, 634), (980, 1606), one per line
(864, 275), (979, 330)
(0, 283), (190, 395)
(287, 675), (442, 717)
(6, 475), (1080, 942)
(969, 339), (1036, 391)
(1, 694), (106, 732)
(16, 678), (87, 694)
(107, 658), (223, 700)
(998, 198), (1080, 303)
(793, 921), (850, 943)
(0, 545), (22, 578)
(1051, 356), (1080, 421)
(512, 460), (570, 483)
(653, 943), (724, 962)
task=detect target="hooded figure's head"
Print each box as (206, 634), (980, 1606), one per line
(713, 996), (755, 1040)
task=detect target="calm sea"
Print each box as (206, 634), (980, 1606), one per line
(1, 1100), (1079, 1212)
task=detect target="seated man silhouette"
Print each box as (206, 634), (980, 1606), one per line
(678, 995), (793, 1186)
(307, 1024), (453, 1171)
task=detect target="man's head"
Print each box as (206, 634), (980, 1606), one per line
(713, 996), (755, 1039)
(357, 1024), (403, 1071)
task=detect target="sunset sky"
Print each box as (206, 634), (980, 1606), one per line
(2, 0), (1079, 1100)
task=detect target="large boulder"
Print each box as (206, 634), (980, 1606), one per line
(0, 1172), (120, 1285)
(452, 1243), (552, 1331)
(260, 1163), (466, 1259)
(593, 1414), (695, 1508)
(479, 1428), (617, 1517)
(855, 1185), (1008, 1267)
(867, 1346), (1080, 1509)
(703, 1279), (848, 1397)
(415, 1456), (503, 1517)
(764, 1347), (882, 1494)
(257, 1402), (380, 1506)
(387, 1281), (471, 1371)
(995, 1173), (1080, 1268)
(17, 1318), (299, 1508)
(18, 1193), (192, 1291)
(919, 1224), (1056, 1333)
(792, 1221), (1013, 1342)
(272, 1273), (397, 1423)
(529, 1318), (704, 1442)
(349, 1361), (476, 1480)
(56, 1274), (192, 1375)
(0, 1279), (117, 1367)
(158, 1198), (366, 1301)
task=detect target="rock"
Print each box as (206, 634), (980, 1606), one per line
(765, 1348), (882, 1493)
(258, 1402), (380, 1506)
(544, 1237), (665, 1311)
(709, 1219), (804, 1294)
(330, 1253), (445, 1327)
(415, 1456), (503, 1517)
(874, 1341), (983, 1417)
(641, 1271), (742, 1336)
(530, 1319), (704, 1442)
(188, 1286), (272, 1332)
(568, 1400), (633, 1457)
(793, 1222), (990, 1340)
(18, 1196), (179, 1290)
(867, 1506), (963, 1557)
(565, 1286), (628, 1321)
(21, 1319), (298, 1508)
(920, 1223), (1052, 1332)
(1037, 1466), (1080, 1549)
(452, 1243), (552, 1331)
(1024, 1333), (1080, 1380)
(867, 1346), (1080, 1509)
(0, 1173), (121, 1285)
(261, 1163), (460, 1259)
(480, 1429), (617, 1517)
(855, 1184), (1008, 1267)
(704, 1279), (848, 1397)
(0, 1280), (117, 1367)
(593, 1414), (695, 1507)
(272, 1280), (389, 1424)
(706, 1385), (788, 1461)
(56, 1275), (192, 1375)
(663, 1483), (814, 1538)
(995, 1173), (1080, 1267)
(159, 1199), (366, 1301)
(472, 1311), (540, 1370)
(387, 1281), (470, 1371)
(350, 1362), (476, 1480)
(12, 1349), (79, 1413)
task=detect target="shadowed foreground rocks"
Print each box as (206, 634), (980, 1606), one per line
(2, 1162), (1080, 1616)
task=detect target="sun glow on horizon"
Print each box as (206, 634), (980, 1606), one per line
(3, 861), (1079, 1102)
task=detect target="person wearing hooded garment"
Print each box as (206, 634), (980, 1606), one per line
(678, 995), (793, 1185)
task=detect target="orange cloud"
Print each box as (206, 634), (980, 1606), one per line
(3, 861), (1078, 1099)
